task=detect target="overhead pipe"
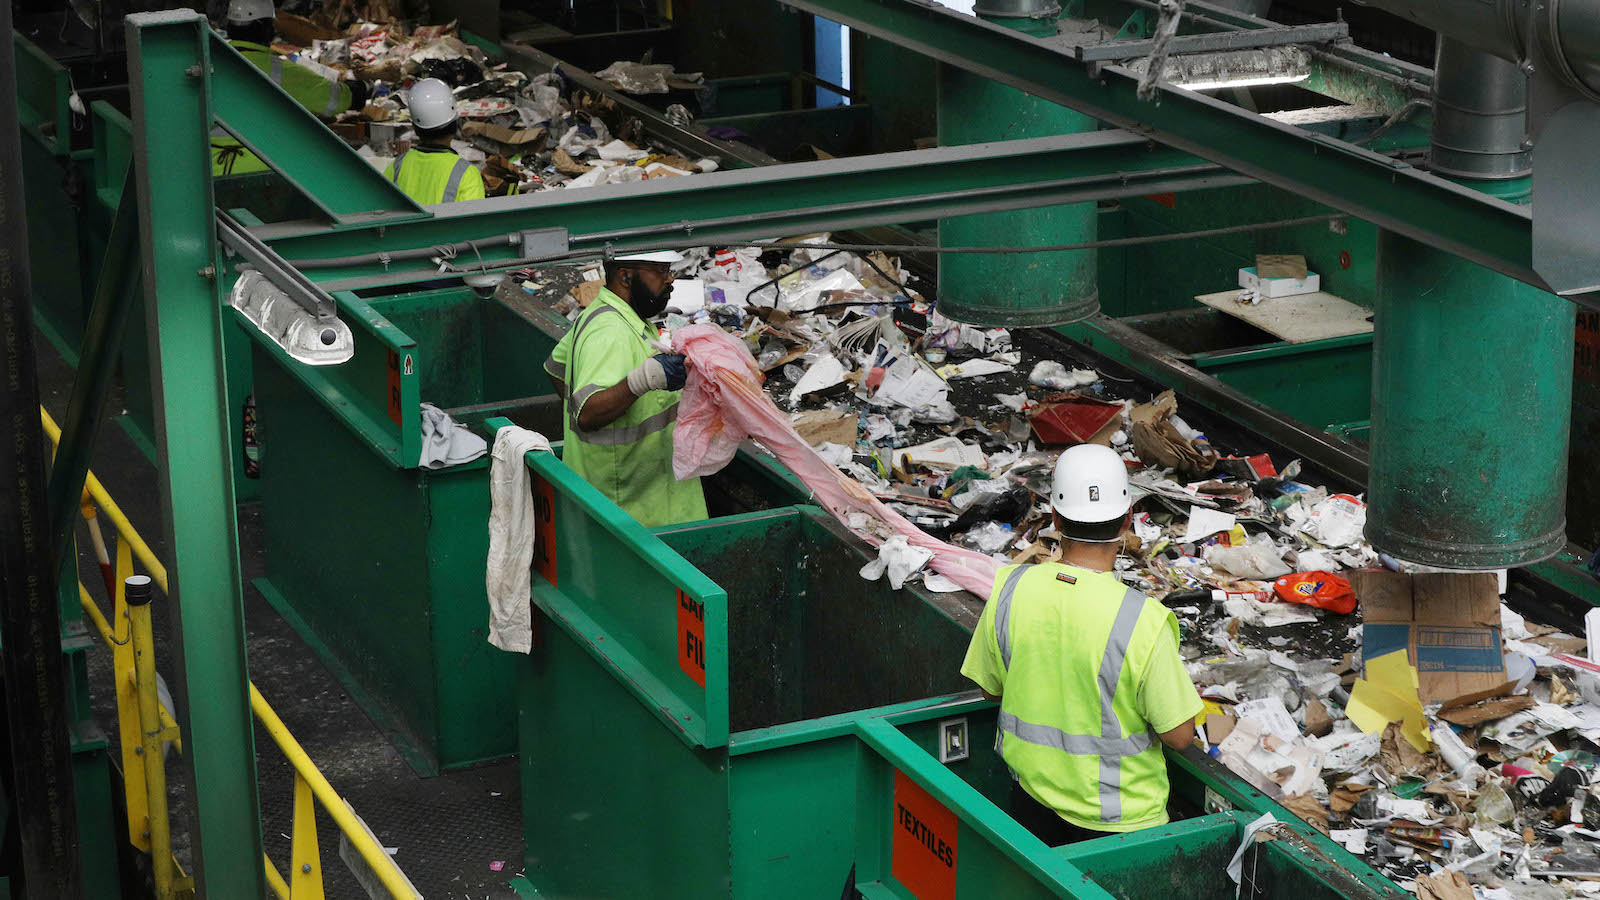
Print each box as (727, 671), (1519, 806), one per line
(1429, 38), (1532, 180)
(1359, 0), (1600, 99)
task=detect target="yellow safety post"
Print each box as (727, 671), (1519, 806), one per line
(109, 541), (149, 852)
(290, 773), (326, 899)
(127, 573), (177, 900)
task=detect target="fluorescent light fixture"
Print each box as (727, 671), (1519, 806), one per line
(1130, 46), (1311, 94)
(1180, 72), (1311, 91)
(229, 270), (354, 366)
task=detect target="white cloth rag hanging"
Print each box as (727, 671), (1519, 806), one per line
(419, 402), (489, 469)
(485, 425), (553, 653)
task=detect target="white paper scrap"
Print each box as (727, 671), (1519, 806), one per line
(1329, 828), (1367, 855)
(1235, 698), (1301, 743)
(1181, 506), (1237, 544)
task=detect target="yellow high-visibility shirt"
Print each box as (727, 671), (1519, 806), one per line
(962, 562), (1201, 833)
(542, 288), (707, 527)
(382, 146), (486, 205)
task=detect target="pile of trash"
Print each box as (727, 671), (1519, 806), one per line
(250, 5), (718, 194)
(528, 234), (1600, 896)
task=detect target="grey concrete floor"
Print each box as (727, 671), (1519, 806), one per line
(36, 329), (525, 899)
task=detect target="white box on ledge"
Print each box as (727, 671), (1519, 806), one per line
(1238, 266), (1320, 298)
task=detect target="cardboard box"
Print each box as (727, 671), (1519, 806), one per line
(1238, 266), (1321, 298)
(1349, 570), (1506, 703)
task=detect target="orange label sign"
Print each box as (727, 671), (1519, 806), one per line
(531, 475), (557, 587)
(892, 770), (958, 900)
(677, 589), (705, 688)
(385, 349), (402, 425)
(1577, 309), (1600, 384)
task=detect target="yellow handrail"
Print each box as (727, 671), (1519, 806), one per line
(42, 407), (421, 899)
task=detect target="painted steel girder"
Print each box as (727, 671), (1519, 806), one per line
(205, 23), (423, 225)
(125, 11), (268, 898)
(258, 130), (1250, 289)
(777, 0), (1544, 293)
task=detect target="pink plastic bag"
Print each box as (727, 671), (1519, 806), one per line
(673, 325), (1000, 596)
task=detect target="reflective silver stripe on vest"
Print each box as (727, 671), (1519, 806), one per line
(570, 383), (606, 413)
(992, 564), (1033, 670)
(572, 402), (678, 446)
(996, 584), (1151, 824)
(321, 79), (343, 117)
(443, 158), (472, 202)
(544, 356), (567, 383)
(390, 151), (406, 183)
(269, 56), (284, 84)
(564, 304), (626, 427)
(997, 713), (1153, 758)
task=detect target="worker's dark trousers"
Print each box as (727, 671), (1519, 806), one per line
(1008, 783), (1109, 846)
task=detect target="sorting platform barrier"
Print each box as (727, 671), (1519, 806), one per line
(494, 416), (1408, 899)
(247, 285), (806, 772)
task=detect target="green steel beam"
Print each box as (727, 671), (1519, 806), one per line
(47, 171), (141, 572)
(125, 11), (267, 898)
(257, 131), (1251, 289)
(777, 0), (1544, 291)
(206, 31), (425, 226)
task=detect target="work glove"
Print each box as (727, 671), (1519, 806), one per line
(346, 78), (370, 109)
(625, 353), (689, 396)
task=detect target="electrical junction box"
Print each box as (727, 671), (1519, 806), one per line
(938, 717), (969, 763)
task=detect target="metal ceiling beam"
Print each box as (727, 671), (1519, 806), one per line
(257, 130), (1252, 289)
(777, 0), (1544, 291)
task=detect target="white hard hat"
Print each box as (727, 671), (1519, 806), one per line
(614, 250), (685, 264)
(406, 78), (459, 131)
(226, 0), (274, 24)
(1051, 443), (1132, 527)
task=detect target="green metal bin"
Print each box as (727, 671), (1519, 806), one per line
(504, 434), (1409, 899)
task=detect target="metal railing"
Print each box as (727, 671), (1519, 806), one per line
(42, 407), (423, 900)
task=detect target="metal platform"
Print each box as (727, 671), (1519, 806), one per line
(36, 336), (525, 898)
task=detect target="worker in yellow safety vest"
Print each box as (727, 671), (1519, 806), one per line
(543, 251), (706, 527)
(962, 443), (1202, 845)
(212, 0), (367, 175)
(383, 78), (486, 204)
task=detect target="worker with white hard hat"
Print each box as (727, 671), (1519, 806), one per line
(382, 78), (486, 204)
(961, 442), (1201, 845)
(542, 250), (706, 526)
(212, 0), (367, 175)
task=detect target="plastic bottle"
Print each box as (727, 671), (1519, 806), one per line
(1431, 719), (1487, 782)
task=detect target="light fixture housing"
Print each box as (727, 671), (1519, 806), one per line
(229, 270), (355, 366)
(1131, 46), (1311, 92)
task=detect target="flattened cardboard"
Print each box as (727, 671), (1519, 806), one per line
(1350, 570), (1506, 703)
(793, 410), (858, 448)
(1256, 254), (1308, 279)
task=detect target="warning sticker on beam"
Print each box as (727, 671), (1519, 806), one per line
(386, 349), (402, 426)
(677, 589), (706, 688)
(531, 474), (557, 587)
(891, 770), (958, 900)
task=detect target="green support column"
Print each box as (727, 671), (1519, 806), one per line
(126, 11), (267, 897)
(1369, 217), (1572, 568)
(1367, 42), (1571, 568)
(936, 1), (1100, 326)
